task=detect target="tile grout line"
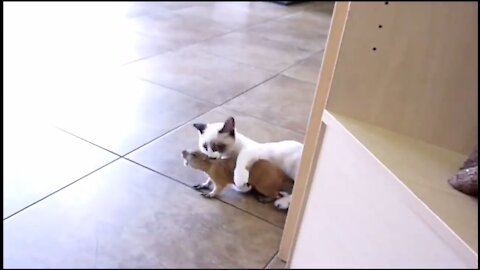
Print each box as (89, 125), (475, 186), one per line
(54, 126), (123, 157)
(128, 45), (322, 151)
(137, 78), (219, 106)
(130, 44), (324, 113)
(46, 31), (322, 227)
(70, 7), (328, 156)
(121, 71), (282, 156)
(220, 107), (306, 137)
(73, 9), (322, 157)
(119, 108), (214, 157)
(123, 157), (286, 230)
(264, 251), (280, 269)
(56, 105), (211, 159)
(193, 33), (326, 75)
(3, 157), (122, 221)
(10, 3), (328, 223)
(121, 5), (312, 67)
(55, 54), (314, 202)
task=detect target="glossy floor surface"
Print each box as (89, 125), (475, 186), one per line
(4, 2), (333, 268)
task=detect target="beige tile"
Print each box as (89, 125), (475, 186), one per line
(224, 1), (295, 18)
(283, 51), (324, 84)
(223, 75), (315, 134)
(195, 31), (313, 73)
(153, 1), (212, 11)
(113, 2), (173, 17)
(94, 31), (175, 65)
(6, 5), (188, 73)
(281, 7), (335, 32)
(130, 13), (231, 48)
(290, 1), (336, 14)
(4, 159), (282, 268)
(266, 254), (286, 269)
(3, 125), (117, 218)
(170, 2), (291, 31)
(51, 74), (214, 155)
(126, 107), (303, 227)
(245, 12), (330, 52)
(124, 46), (274, 104)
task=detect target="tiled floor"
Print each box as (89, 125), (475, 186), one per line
(3, 1), (333, 268)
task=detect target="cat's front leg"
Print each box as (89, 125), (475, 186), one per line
(233, 165), (250, 188)
(233, 150), (256, 188)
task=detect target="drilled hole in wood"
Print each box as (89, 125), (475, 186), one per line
(385, 2), (389, 5)
(378, 25), (383, 28)
(373, 47), (377, 51)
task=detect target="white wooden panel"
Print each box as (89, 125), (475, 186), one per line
(290, 112), (477, 268)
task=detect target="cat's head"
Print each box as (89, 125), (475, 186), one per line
(193, 117), (237, 159)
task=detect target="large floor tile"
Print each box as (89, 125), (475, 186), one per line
(283, 51), (324, 84)
(293, 1), (336, 14)
(223, 1), (296, 18)
(4, 3), (179, 69)
(91, 31), (175, 65)
(124, 47), (274, 104)
(130, 12), (231, 49)
(245, 12), (329, 52)
(110, 2), (173, 18)
(3, 124), (118, 218)
(280, 6), (335, 33)
(153, 1), (212, 11)
(50, 74), (214, 156)
(266, 254), (286, 269)
(126, 107), (303, 227)
(170, 2), (289, 31)
(223, 75), (315, 134)
(4, 159), (282, 268)
(195, 31), (313, 73)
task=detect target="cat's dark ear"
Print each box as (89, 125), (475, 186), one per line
(219, 117), (235, 137)
(193, 123), (207, 134)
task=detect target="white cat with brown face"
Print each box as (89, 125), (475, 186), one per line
(192, 117), (303, 210)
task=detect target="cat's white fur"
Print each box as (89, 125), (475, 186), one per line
(194, 119), (303, 210)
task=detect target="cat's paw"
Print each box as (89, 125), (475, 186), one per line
(274, 194), (291, 210)
(231, 183), (252, 193)
(233, 169), (249, 187)
(193, 184), (207, 190)
(201, 192), (215, 198)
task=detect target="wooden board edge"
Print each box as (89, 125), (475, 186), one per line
(277, 1), (351, 265)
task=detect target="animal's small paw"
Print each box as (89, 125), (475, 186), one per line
(233, 168), (250, 187)
(201, 192), (214, 198)
(193, 184), (210, 190)
(232, 183), (252, 193)
(274, 195), (291, 210)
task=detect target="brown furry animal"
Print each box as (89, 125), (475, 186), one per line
(182, 150), (291, 203)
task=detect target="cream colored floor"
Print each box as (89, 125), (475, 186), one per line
(3, 2), (333, 268)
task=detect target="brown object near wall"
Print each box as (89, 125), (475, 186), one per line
(449, 147), (478, 197)
(460, 147), (478, 170)
(448, 166), (478, 197)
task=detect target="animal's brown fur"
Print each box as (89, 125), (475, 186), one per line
(182, 150), (291, 203)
